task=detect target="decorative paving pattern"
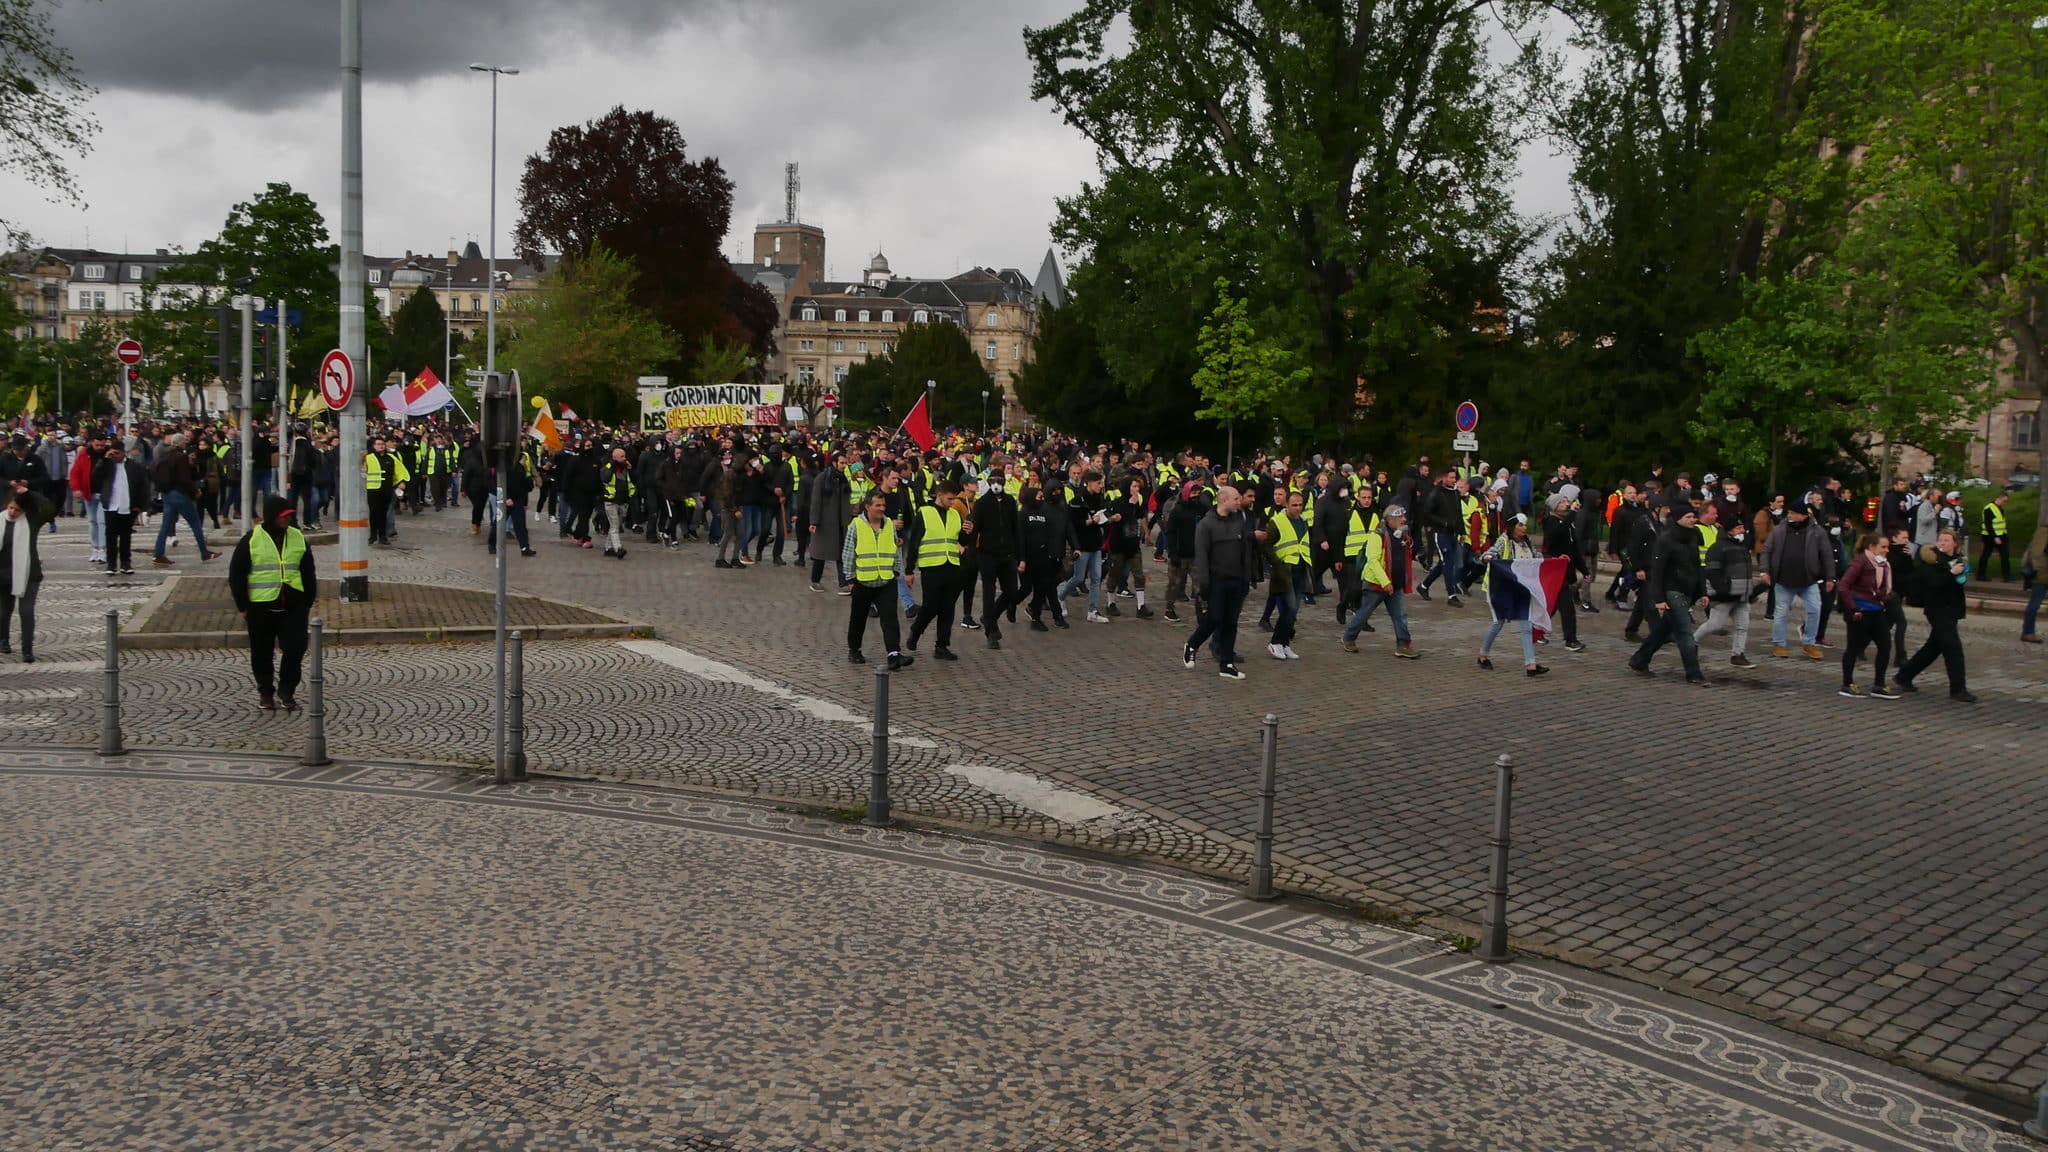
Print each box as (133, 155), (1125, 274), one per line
(4, 749), (2037, 1151)
(132, 573), (620, 638)
(14, 514), (2048, 1105)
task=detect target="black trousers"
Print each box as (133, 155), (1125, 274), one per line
(848, 582), (902, 655)
(367, 489), (392, 542)
(470, 489), (489, 527)
(1842, 610), (1892, 689)
(1024, 557), (1065, 622)
(978, 554), (1025, 640)
(0, 582), (37, 655)
(1898, 613), (1967, 694)
(1978, 538), (2010, 581)
(908, 564), (964, 650)
(1554, 577), (1580, 645)
(246, 605), (309, 698)
(104, 510), (136, 571)
(431, 473), (452, 508)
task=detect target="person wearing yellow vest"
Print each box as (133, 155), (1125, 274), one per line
(1328, 484), (1381, 628)
(227, 495), (317, 711)
(1977, 491), (2012, 581)
(842, 488), (914, 670)
(1340, 502), (1421, 658)
(904, 481), (971, 659)
(1256, 490), (1312, 659)
(421, 433), (456, 511)
(363, 435), (410, 545)
(599, 446), (636, 559)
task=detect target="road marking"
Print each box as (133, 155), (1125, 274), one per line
(942, 764), (1126, 826)
(0, 688), (81, 703)
(623, 638), (883, 730)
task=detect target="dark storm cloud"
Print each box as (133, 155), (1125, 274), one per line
(47, 0), (706, 103)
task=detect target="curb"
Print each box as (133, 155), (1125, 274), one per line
(118, 621), (655, 650)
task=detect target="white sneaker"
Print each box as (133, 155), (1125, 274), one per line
(1284, 645), (1301, 660)
(1268, 643), (1288, 660)
(1086, 611), (1109, 623)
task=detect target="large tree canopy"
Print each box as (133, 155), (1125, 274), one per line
(0, 0), (96, 249)
(1027, 0), (1537, 450)
(498, 245), (678, 424)
(836, 323), (992, 431)
(513, 106), (777, 380)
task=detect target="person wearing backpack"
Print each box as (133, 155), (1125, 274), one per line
(1695, 515), (1755, 666)
(1895, 528), (1974, 703)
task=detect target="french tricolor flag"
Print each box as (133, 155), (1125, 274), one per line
(1487, 556), (1572, 639)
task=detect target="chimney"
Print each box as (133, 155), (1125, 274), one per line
(447, 249), (459, 266)
(154, 248), (168, 257)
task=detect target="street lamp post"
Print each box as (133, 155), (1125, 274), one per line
(980, 389), (989, 438)
(444, 252), (457, 397)
(470, 61), (518, 785)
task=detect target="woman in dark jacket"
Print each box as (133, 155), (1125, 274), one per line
(1834, 532), (1896, 698)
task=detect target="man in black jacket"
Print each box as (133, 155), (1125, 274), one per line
(1541, 494), (1589, 652)
(969, 467), (1027, 648)
(227, 495), (318, 710)
(1019, 477), (1075, 630)
(1622, 498), (1664, 639)
(1895, 529), (1974, 702)
(1627, 505), (1711, 684)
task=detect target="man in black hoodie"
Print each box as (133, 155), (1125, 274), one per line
(228, 495), (318, 710)
(1019, 474), (1075, 630)
(1627, 505), (1711, 684)
(969, 466), (1027, 648)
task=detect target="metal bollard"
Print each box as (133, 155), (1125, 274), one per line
(302, 618), (331, 766)
(863, 667), (892, 827)
(507, 631), (527, 781)
(1479, 753), (1516, 963)
(1246, 713), (1280, 900)
(98, 610), (125, 757)
(2025, 1081), (2048, 1140)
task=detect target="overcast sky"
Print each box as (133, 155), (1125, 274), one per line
(4, 0), (1575, 282)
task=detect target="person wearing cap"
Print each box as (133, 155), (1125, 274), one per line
(1627, 504), (1712, 684)
(1340, 503), (1419, 658)
(1761, 494), (1835, 659)
(227, 494), (317, 711)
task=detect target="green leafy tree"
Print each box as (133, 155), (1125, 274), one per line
(1694, 174), (2005, 485)
(1191, 279), (1310, 463)
(836, 323), (993, 431)
(686, 332), (754, 388)
(387, 284), (449, 387)
(1027, 0), (1537, 444)
(0, 0), (97, 249)
(497, 245), (678, 423)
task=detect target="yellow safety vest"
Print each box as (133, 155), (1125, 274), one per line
(848, 473), (873, 506)
(916, 505), (963, 568)
(1271, 514), (1310, 566)
(1345, 508), (1381, 558)
(245, 526), (308, 602)
(603, 470), (634, 503)
(364, 452), (410, 491)
(1460, 494), (1484, 546)
(1002, 476), (1022, 497)
(1986, 503), (2007, 536)
(1697, 523), (1719, 564)
(853, 518), (897, 582)
(1362, 531), (1392, 588)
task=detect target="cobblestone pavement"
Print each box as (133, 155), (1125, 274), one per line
(10, 514), (2048, 1104)
(134, 574), (620, 636)
(8, 748), (2041, 1151)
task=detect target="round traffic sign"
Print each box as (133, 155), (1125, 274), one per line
(821, 393), (839, 410)
(319, 349), (356, 411)
(115, 338), (144, 366)
(1454, 401), (1480, 433)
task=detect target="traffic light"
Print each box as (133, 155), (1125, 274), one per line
(204, 301), (240, 383)
(479, 371), (519, 452)
(253, 374), (278, 404)
(125, 367), (140, 388)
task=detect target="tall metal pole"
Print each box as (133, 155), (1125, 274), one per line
(276, 299), (288, 494)
(337, 0), (370, 600)
(470, 63), (517, 782)
(239, 295), (255, 526)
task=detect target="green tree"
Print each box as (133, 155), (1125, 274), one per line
(127, 283), (216, 416)
(386, 284), (449, 388)
(836, 323), (993, 431)
(1027, 0), (1537, 443)
(0, 0), (97, 249)
(497, 245), (678, 423)
(1191, 278), (1311, 464)
(686, 332), (754, 388)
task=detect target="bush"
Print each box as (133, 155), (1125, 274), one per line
(1958, 485), (2037, 572)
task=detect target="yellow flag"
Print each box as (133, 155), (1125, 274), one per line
(20, 386), (37, 419)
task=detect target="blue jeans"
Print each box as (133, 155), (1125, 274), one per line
(153, 491), (209, 558)
(1344, 588), (1409, 643)
(1481, 617), (1536, 665)
(741, 505), (767, 554)
(2024, 582), (2045, 636)
(1771, 582), (1824, 647)
(85, 496), (103, 550)
(1060, 549), (1104, 614)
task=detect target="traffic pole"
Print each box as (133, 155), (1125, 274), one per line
(864, 668), (892, 826)
(336, 0), (370, 601)
(302, 618), (331, 766)
(1246, 713), (1280, 901)
(239, 294), (255, 528)
(97, 610), (124, 757)
(1479, 753), (1516, 963)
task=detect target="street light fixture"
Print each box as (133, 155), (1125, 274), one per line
(467, 64), (518, 375)
(980, 389), (989, 438)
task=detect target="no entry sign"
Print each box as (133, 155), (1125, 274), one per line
(821, 393), (839, 410)
(115, 338), (144, 365)
(319, 349), (356, 411)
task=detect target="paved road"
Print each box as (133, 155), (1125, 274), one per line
(6, 748), (2037, 1151)
(7, 511), (2046, 1104)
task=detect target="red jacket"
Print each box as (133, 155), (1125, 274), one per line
(68, 446), (99, 499)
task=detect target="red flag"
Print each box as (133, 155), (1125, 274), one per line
(899, 392), (936, 452)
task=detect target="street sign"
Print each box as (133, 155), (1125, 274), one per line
(636, 376), (669, 389)
(821, 393), (839, 410)
(114, 338), (144, 366)
(1453, 431), (1479, 453)
(254, 307), (305, 326)
(1454, 400), (1480, 434)
(319, 349), (356, 411)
